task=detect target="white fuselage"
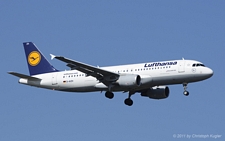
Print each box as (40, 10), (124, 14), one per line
(19, 59), (213, 93)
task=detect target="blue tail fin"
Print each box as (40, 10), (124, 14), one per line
(23, 42), (58, 75)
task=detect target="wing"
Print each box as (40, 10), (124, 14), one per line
(50, 54), (119, 86)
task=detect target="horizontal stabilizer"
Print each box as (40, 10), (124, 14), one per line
(8, 72), (41, 80)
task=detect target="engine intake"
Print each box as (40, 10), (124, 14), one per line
(141, 86), (169, 99)
(117, 74), (141, 88)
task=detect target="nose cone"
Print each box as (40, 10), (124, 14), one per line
(206, 68), (213, 78)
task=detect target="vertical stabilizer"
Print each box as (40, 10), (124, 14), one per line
(23, 42), (58, 75)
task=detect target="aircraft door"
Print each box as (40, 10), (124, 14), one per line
(52, 73), (58, 85)
(178, 60), (185, 73)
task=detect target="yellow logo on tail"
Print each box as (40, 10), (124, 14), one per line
(28, 51), (41, 66)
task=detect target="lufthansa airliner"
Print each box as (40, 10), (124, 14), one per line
(8, 42), (213, 106)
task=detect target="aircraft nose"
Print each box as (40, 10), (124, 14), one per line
(206, 68), (213, 78)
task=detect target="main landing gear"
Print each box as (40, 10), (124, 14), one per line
(183, 83), (189, 96)
(104, 91), (134, 106)
(105, 91), (114, 99)
(124, 92), (134, 106)
(124, 98), (133, 106)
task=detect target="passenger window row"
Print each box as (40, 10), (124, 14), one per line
(63, 66), (173, 78)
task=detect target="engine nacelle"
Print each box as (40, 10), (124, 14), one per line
(141, 86), (169, 99)
(117, 74), (141, 88)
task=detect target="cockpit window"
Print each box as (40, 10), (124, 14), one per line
(192, 63), (205, 67)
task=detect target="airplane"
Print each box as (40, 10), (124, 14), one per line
(8, 42), (213, 106)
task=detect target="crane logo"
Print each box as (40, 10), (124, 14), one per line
(28, 51), (41, 66)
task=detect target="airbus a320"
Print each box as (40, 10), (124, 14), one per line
(8, 42), (213, 106)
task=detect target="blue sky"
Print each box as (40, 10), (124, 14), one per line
(1, 1), (224, 140)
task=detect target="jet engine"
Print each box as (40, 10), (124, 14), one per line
(117, 74), (141, 88)
(141, 86), (169, 99)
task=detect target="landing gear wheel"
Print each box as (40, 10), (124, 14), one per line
(182, 83), (189, 96)
(183, 91), (189, 96)
(105, 91), (114, 99)
(124, 98), (133, 106)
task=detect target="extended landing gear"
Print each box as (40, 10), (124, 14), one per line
(104, 91), (134, 106)
(124, 93), (134, 106)
(183, 91), (189, 96)
(105, 91), (114, 99)
(124, 98), (133, 106)
(183, 83), (189, 96)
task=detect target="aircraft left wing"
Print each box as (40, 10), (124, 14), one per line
(50, 54), (119, 85)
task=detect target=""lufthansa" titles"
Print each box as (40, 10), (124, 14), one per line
(144, 61), (177, 67)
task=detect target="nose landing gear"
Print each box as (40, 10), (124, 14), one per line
(183, 83), (189, 96)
